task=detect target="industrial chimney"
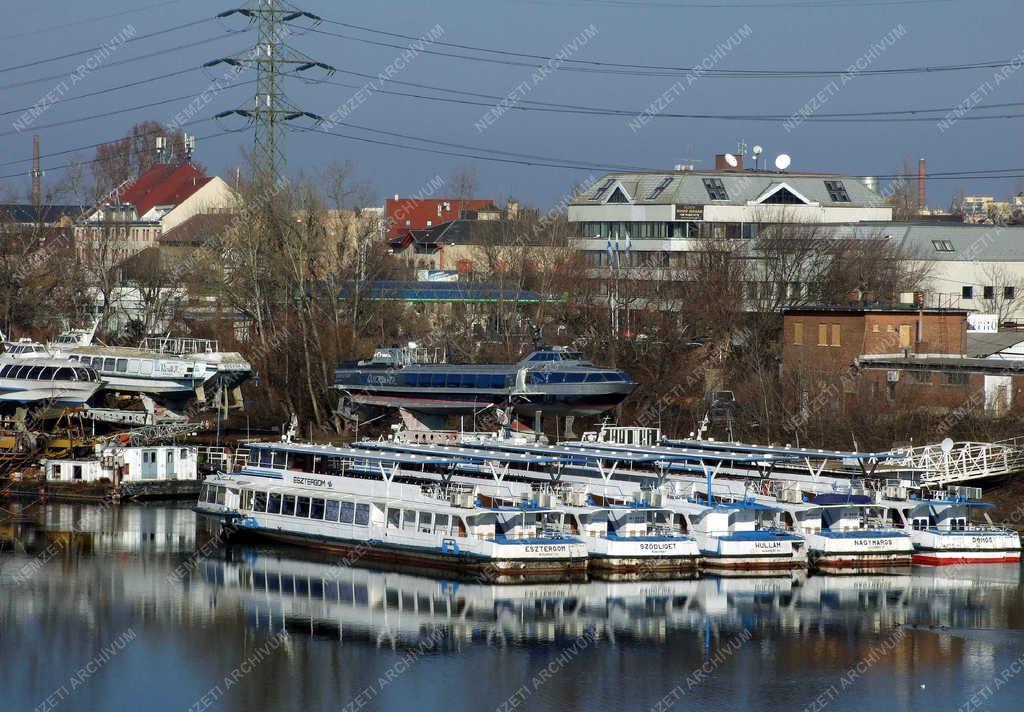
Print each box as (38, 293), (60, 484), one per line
(918, 157), (926, 211)
(31, 134), (41, 210)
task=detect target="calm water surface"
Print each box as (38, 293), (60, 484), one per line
(2, 502), (1024, 712)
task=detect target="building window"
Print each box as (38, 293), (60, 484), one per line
(871, 323), (880, 333)
(984, 286), (995, 300)
(909, 371), (932, 385)
(830, 324), (841, 346)
(1005, 286), (1016, 299)
(644, 176), (674, 199)
(817, 324), (829, 346)
(824, 180), (850, 202)
(931, 240), (955, 252)
(702, 178), (729, 201)
(793, 322), (804, 345)
(962, 286), (974, 299)
(942, 372), (968, 386)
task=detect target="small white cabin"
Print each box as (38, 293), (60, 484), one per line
(45, 445), (199, 483)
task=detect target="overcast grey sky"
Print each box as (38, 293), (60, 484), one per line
(3, 0), (1021, 209)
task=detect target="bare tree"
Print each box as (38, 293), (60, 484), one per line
(977, 263), (1024, 322)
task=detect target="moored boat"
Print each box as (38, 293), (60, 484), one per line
(194, 445), (589, 583)
(886, 488), (1022, 565)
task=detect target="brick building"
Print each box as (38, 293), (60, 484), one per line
(779, 304), (1010, 416)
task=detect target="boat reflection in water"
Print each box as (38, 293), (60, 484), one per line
(194, 545), (1022, 648)
(2, 502), (1020, 645)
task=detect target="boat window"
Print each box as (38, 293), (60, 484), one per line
(281, 495), (296, 516)
(339, 500), (354, 524)
(216, 487), (226, 505)
(253, 491), (267, 512)
(403, 510), (417, 530)
(387, 508), (401, 529)
(434, 513), (450, 535)
(529, 372), (548, 385)
(0, 365), (8, 378)
(14, 365), (30, 379)
(296, 496), (311, 518)
(585, 373), (605, 383)
(355, 503), (370, 526)
(140, 361), (153, 375)
(241, 490), (253, 510)
(548, 373), (565, 384)
(430, 373), (445, 387)
(267, 493), (282, 514)
(324, 499), (340, 522)
(73, 368), (90, 381)
(41, 367), (56, 380)
(116, 358), (128, 373)
(103, 358), (115, 371)
(127, 359), (140, 374)
(418, 511), (433, 533)
(416, 373), (432, 387)
(310, 498), (325, 519)
(56, 367), (74, 380)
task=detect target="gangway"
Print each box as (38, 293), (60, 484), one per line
(887, 440), (1024, 486)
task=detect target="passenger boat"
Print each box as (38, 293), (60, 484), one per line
(0, 335), (51, 360)
(767, 493), (913, 570)
(886, 488), (1022, 565)
(65, 346), (217, 395)
(335, 344), (635, 421)
(194, 442), (589, 583)
(498, 487), (701, 577)
(655, 493), (807, 573)
(0, 357), (102, 407)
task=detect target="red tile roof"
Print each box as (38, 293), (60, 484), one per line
(385, 198), (494, 239)
(117, 163), (212, 216)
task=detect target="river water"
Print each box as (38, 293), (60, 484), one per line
(2, 502), (1023, 712)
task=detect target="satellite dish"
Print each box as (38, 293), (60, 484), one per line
(940, 437), (955, 454)
(775, 153), (791, 171)
(752, 145), (763, 156)
(724, 153), (738, 168)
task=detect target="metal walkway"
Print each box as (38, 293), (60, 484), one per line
(889, 440), (1024, 486)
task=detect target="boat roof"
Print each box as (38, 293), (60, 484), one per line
(554, 440), (803, 465)
(249, 441), (461, 467)
(661, 438), (898, 461)
(354, 441), (568, 466)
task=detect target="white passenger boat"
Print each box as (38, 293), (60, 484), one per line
(66, 346), (217, 395)
(0, 357), (102, 407)
(194, 443), (589, 583)
(886, 488), (1022, 565)
(768, 493), (914, 570)
(0, 335), (51, 360)
(656, 492), (806, 574)
(489, 488), (701, 577)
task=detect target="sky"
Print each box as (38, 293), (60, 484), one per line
(1, 0), (1022, 210)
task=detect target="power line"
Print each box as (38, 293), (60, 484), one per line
(0, 16), (215, 75)
(319, 71), (1024, 123)
(310, 19), (1014, 79)
(0, 128), (236, 182)
(0, 81), (255, 140)
(0, 32), (250, 92)
(0, 68), (198, 118)
(515, 0), (962, 8)
(0, 0), (188, 41)
(0, 119), (219, 171)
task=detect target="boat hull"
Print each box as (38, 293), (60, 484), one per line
(913, 550), (1022, 565)
(223, 524), (587, 583)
